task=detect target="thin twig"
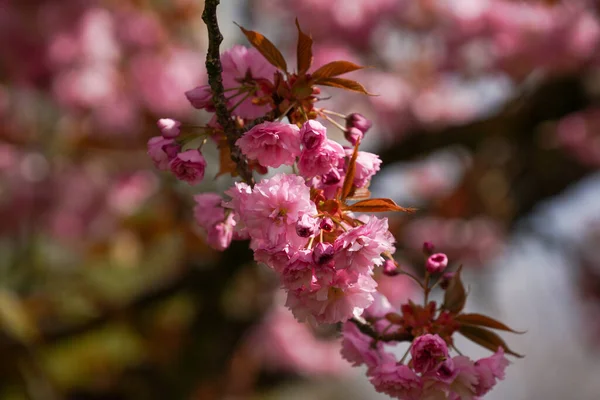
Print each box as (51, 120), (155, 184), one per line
(202, 0), (254, 184)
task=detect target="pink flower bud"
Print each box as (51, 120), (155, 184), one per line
(322, 168), (342, 185)
(426, 253), (448, 274)
(169, 149), (207, 185)
(423, 241), (435, 255)
(344, 127), (363, 145)
(439, 272), (455, 290)
(185, 85), (215, 111)
(296, 214), (318, 237)
(313, 242), (334, 265)
(320, 217), (334, 232)
(383, 259), (399, 276)
(346, 113), (372, 134)
(410, 334), (449, 374)
(157, 118), (181, 138)
(300, 120), (327, 150)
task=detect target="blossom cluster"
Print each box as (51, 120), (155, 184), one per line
(148, 18), (521, 398)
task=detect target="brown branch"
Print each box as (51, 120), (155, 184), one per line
(202, 0), (254, 185)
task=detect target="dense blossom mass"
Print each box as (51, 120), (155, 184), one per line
(146, 15), (522, 398)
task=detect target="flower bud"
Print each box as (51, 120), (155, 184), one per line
(296, 214), (318, 238)
(439, 272), (455, 290)
(383, 259), (399, 276)
(346, 113), (372, 133)
(322, 168), (342, 185)
(313, 242), (335, 265)
(426, 253), (448, 274)
(423, 241), (435, 255)
(344, 127), (363, 145)
(169, 149), (207, 185)
(157, 118), (181, 138)
(320, 217), (334, 232)
(410, 334), (449, 374)
(300, 120), (327, 150)
(185, 85), (215, 111)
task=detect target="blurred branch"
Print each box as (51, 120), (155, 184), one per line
(378, 75), (594, 224)
(202, 0), (254, 184)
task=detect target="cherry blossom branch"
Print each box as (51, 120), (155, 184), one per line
(202, 0), (254, 184)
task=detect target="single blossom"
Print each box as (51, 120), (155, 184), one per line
(236, 121), (301, 168)
(298, 139), (346, 179)
(426, 253), (449, 274)
(147, 136), (179, 170)
(410, 334), (449, 374)
(157, 118), (181, 138)
(169, 149), (207, 185)
(300, 120), (327, 150)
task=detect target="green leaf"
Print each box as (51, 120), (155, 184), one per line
(442, 265), (466, 314)
(295, 19), (313, 75)
(459, 325), (524, 358)
(312, 60), (365, 80)
(237, 24), (288, 72)
(455, 313), (526, 334)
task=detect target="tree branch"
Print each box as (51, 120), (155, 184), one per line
(202, 0), (254, 185)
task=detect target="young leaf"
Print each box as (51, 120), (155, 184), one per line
(341, 140), (360, 200)
(316, 77), (372, 95)
(459, 325), (524, 358)
(345, 198), (416, 213)
(295, 19), (313, 75)
(455, 313), (526, 334)
(312, 61), (365, 80)
(216, 141), (238, 178)
(237, 24), (288, 72)
(441, 265), (466, 314)
(345, 187), (371, 201)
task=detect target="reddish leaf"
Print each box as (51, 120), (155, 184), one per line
(346, 187), (371, 201)
(237, 25), (288, 72)
(341, 140), (360, 200)
(316, 77), (372, 95)
(442, 265), (466, 314)
(216, 142), (238, 178)
(455, 313), (526, 334)
(295, 19), (313, 75)
(346, 198), (416, 213)
(312, 60), (365, 80)
(459, 325), (524, 358)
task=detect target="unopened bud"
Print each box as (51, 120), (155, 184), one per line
(296, 214), (318, 238)
(346, 113), (372, 133)
(439, 272), (455, 290)
(322, 168), (342, 185)
(300, 120), (327, 150)
(313, 242), (335, 265)
(383, 259), (399, 276)
(426, 253), (448, 274)
(320, 217), (334, 232)
(157, 118), (181, 139)
(344, 127), (363, 145)
(422, 241), (435, 255)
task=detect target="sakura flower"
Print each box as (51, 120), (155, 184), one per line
(298, 139), (345, 179)
(193, 193), (225, 229)
(473, 347), (509, 396)
(206, 213), (236, 251)
(147, 136), (179, 170)
(295, 213), (319, 238)
(368, 360), (423, 400)
(236, 121), (301, 168)
(221, 45), (277, 119)
(300, 120), (327, 150)
(334, 215), (395, 276)
(410, 334), (449, 374)
(340, 320), (392, 369)
(426, 253), (449, 274)
(346, 150), (381, 188)
(169, 149), (206, 185)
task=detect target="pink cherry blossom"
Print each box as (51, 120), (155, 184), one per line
(147, 136), (179, 170)
(169, 149), (206, 185)
(300, 120), (327, 150)
(340, 320), (391, 369)
(206, 213), (236, 251)
(298, 139), (345, 179)
(346, 150), (382, 188)
(426, 253), (449, 274)
(473, 347), (509, 396)
(368, 360), (423, 400)
(221, 45), (277, 119)
(193, 193), (225, 229)
(236, 121), (301, 168)
(334, 215), (395, 276)
(410, 334), (449, 374)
